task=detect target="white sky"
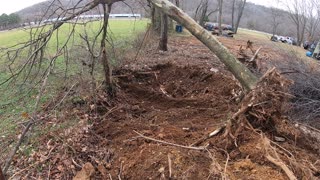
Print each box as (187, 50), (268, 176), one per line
(0, 0), (45, 14)
(248, 0), (284, 8)
(0, 0), (282, 15)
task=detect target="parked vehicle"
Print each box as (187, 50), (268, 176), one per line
(204, 22), (234, 32)
(270, 35), (297, 45)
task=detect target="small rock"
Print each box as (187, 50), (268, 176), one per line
(274, 136), (286, 142)
(210, 68), (219, 73)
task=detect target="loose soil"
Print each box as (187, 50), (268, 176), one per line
(7, 35), (320, 179)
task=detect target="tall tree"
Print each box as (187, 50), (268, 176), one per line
(269, 1), (282, 36)
(217, 0), (223, 35)
(234, 0), (247, 34)
(285, 0), (308, 46)
(194, 0), (209, 27)
(231, 0), (236, 29)
(306, 0), (320, 41)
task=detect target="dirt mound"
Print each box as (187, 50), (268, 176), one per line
(7, 36), (320, 179)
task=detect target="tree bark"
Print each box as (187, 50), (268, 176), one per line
(218, 0), (223, 35)
(199, 0), (209, 27)
(101, 3), (115, 96)
(147, 0), (258, 90)
(159, 12), (168, 51)
(231, 0), (235, 29)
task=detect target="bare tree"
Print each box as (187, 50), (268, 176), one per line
(231, 0), (236, 29)
(217, 0), (223, 35)
(234, 0), (247, 34)
(269, 1), (282, 36)
(306, 0), (320, 41)
(285, 0), (308, 46)
(194, 0), (209, 26)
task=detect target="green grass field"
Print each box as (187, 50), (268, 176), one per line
(0, 19), (148, 143)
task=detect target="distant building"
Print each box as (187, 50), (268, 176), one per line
(42, 14), (142, 24)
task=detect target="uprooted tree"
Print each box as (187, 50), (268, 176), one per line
(1, 0), (319, 178)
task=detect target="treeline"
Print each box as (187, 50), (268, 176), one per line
(0, 13), (21, 30)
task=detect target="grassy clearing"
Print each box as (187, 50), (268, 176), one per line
(0, 19), (148, 148)
(237, 28), (315, 60)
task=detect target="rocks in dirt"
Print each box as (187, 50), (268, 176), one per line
(274, 136), (286, 142)
(73, 163), (95, 180)
(210, 67), (219, 73)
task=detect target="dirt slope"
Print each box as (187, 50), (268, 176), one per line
(8, 36), (320, 179)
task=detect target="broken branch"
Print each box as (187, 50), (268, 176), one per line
(134, 130), (206, 150)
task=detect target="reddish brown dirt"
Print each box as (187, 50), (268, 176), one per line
(8, 36), (320, 179)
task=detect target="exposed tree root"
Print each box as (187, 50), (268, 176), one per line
(220, 68), (318, 179)
(262, 137), (297, 180)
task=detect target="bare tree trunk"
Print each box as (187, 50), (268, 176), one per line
(151, 6), (161, 32)
(159, 12), (168, 51)
(218, 0), (223, 35)
(148, 0), (258, 90)
(101, 3), (115, 96)
(231, 0), (235, 29)
(151, 6), (156, 28)
(234, 0), (247, 34)
(175, 0), (180, 7)
(199, 0), (209, 27)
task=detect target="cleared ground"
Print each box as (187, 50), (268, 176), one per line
(1, 23), (320, 179)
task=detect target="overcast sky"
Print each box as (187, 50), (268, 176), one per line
(0, 0), (281, 14)
(0, 0), (45, 14)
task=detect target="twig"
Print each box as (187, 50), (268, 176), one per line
(249, 46), (262, 62)
(53, 82), (78, 109)
(133, 25), (152, 62)
(222, 150), (229, 180)
(3, 64), (53, 174)
(48, 163), (51, 180)
(168, 153), (172, 178)
(134, 131), (206, 150)
(72, 158), (82, 169)
(190, 126), (225, 147)
(101, 105), (124, 121)
(118, 161), (123, 180)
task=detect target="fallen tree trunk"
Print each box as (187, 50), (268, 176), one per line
(147, 0), (258, 90)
